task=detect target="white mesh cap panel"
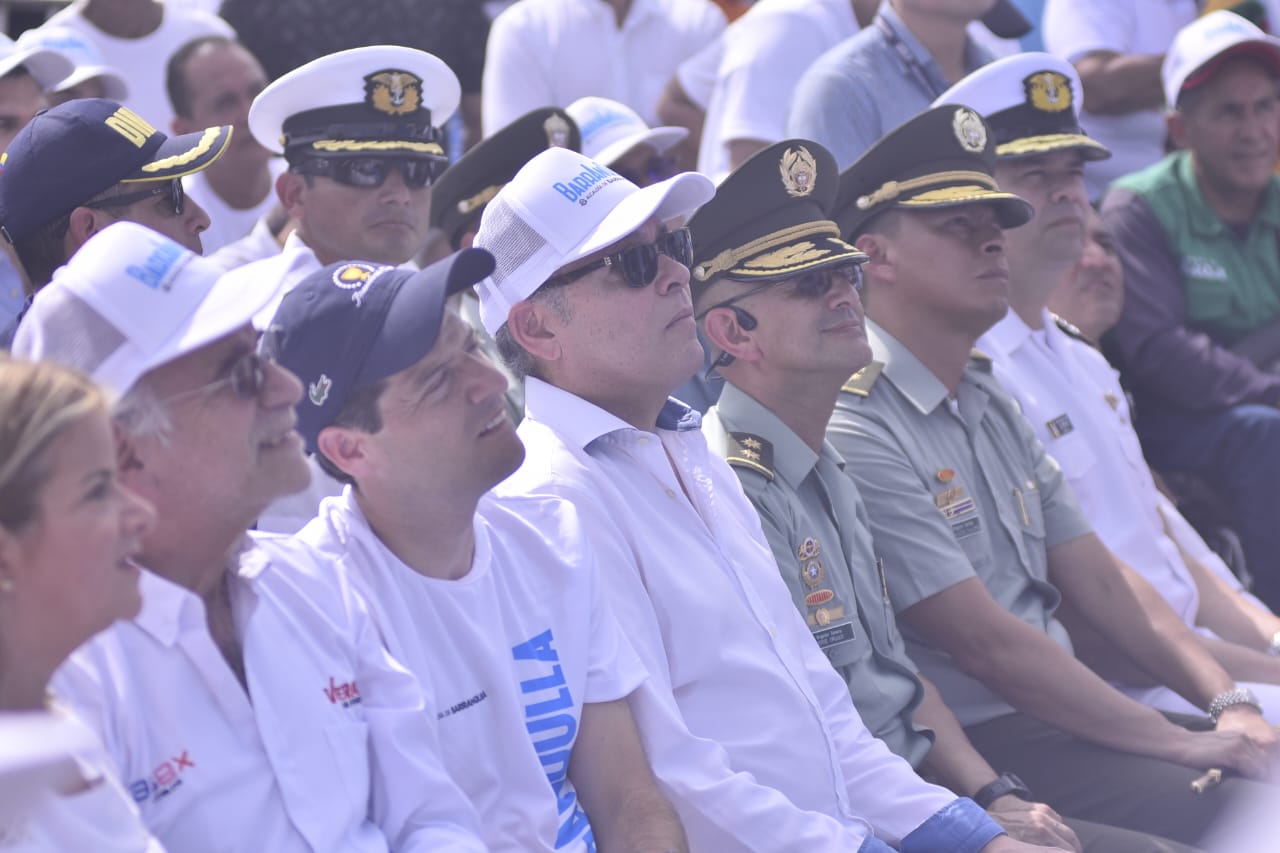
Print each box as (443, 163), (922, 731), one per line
(11, 288), (131, 390)
(475, 193), (560, 335)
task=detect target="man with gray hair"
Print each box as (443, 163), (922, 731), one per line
(11, 221), (486, 853)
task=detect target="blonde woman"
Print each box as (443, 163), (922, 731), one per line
(0, 357), (159, 851)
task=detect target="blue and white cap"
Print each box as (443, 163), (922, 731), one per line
(1163, 10), (1280, 110)
(566, 96), (687, 167)
(471, 147), (714, 335)
(0, 31), (73, 92)
(16, 26), (127, 99)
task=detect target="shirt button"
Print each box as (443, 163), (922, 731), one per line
(664, 488), (676, 498)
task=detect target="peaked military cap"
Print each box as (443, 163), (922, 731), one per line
(934, 53), (1110, 161)
(687, 139), (867, 303)
(832, 105), (1034, 241)
(248, 45), (459, 164)
(430, 107), (580, 249)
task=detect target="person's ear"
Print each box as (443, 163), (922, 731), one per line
(702, 305), (761, 365)
(506, 300), (563, 364)
(316, 425), (370, 482)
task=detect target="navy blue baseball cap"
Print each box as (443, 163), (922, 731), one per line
(0, 98), (232, 244)
(263, 248), (496, 454)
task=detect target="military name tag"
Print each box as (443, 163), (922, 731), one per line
(814, 622), (855, 652)
(952, 516), (982, 539)
(1045, 413), (1074, 439)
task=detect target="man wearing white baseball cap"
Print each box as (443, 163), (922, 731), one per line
(1101, 10), (1280, 610)
(238, 45), (460, 327)
(475, 148), (1037, 852)
(11, 221), (487, 853)
(567, 96), (687, 188)
(15, 25), (129, 106)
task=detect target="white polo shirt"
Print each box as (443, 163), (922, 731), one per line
(481, 0), (725, 134)
(495, 378), (971, 853)
(52, 539), (486, 853)
(1043, 0), (1197, 199)
(292, 489), (648, 853)
(980, 308), (1280, 723)
(691, 0), (859, 183)
(184, 159), (287, 255)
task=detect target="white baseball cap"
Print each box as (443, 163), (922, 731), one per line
(1163, 10), (1280, 110)
(16, 26), (128, 100)
(249, 45), (460, 157)
(566, 96), (688, 167)
(12, 222), (285, 396)
(472, 146), (714, 335)
(0, 31), (73, 92)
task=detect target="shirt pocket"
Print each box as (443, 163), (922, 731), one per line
(1183, 276), (1236, 329)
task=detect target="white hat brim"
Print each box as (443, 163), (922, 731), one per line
(0, 46), (74, 91)
(594, 126), (689, 167)
(568, 170), (714, 264)
(54, 64), (129, 100)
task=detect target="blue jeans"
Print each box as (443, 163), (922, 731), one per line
(1134, 401), (1280, 610)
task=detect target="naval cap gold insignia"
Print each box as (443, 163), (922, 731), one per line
(952, 107), (987, 153)
(364, 69), (424, 116)
(779, 145), (818, 198)
(1024, 71), (1072, 114)
(543, 113), (571, 149)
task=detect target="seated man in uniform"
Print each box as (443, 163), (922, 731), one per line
(932, 52), (1280, 722)
(10, 222), (486, 852)
(1099, 12), (1280, 607)
(475, 145), (1047, 853)
(261, 252), (688, 852)
(828, 104), (1278, 847)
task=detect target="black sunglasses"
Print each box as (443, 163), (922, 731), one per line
(293, 156), (447, 190)
(548, 227), (694, 289)
(695, 262), (864, 321)
(84, 178), (185, 216)
(159, 351), (270, 407)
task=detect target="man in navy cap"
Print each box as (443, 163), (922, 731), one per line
(262, 253), (689, 853)
(0, 97), (226, 345)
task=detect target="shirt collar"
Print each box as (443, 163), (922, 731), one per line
(132, 568), (198, 647)
(714, 382), (842, 486)
(877, 3), (985, 86)
(867, 319), (951, 415)
(983, 307), (1037, 356)
(523, 377), (700, 450)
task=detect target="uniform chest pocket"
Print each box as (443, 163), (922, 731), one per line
(1183, 276), (1236, 328)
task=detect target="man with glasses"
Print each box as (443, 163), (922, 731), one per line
(474, 147), (1043, 852)
(240, 45), (459, 327)
(10, 221), (490, 852)
(0, 97), (225, 346)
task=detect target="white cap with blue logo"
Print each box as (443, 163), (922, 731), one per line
(1162, 10), (1280, 111)
(472, 147), (714, 335)
(11, 221), (285, 396)
(566, 96), (687, 167)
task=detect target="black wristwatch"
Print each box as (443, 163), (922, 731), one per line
(972, 772), (1033, 809)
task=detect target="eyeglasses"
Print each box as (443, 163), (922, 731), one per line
(84, 178), (185, 216)
(293, 156), (447, 190)
(159, 351), (270, 408)
(548, 227), (694, 289)
(616, 154), (679, 187)
(695, 262), (864, 321)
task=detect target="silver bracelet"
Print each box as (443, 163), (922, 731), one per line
(1208, 687), (1263, 723)
(1266, 631), (1280, 657)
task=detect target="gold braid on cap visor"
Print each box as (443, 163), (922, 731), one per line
(693, 221), (847, 282)
(855, 170), (998, 210)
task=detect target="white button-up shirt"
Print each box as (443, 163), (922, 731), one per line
(53, 539), (486, 853)
(980, 309), (1200, 623)
(481, 0), (725, 133)
(496, 377), (961, 852)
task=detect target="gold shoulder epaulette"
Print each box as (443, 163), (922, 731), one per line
(841, 360), (884, 396)
(725, 431), (774, 480)
(1051, 313), (1088, 343)
(969, 348), (993, 372)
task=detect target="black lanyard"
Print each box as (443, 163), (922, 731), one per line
(875, 14), (947, 100)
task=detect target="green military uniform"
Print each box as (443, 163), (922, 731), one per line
(703, 383), (933, 766)
(827, 321), (1092, 726)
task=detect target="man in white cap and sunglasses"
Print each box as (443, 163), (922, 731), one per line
(11, 221), (489, 853)
(475, 147), (1046, 852)
(239, 44), (460, 325)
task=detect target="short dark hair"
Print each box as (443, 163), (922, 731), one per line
(12, 212), (71, 295)
(166, 35), (237, 118)
(314, 378), (388, 486)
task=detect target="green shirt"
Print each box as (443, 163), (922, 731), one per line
(827, 321), (1092, 727)
(1112, 150), (1280, 343)
(703, 382), (933, 766)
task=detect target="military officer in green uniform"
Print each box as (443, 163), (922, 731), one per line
(692, 133), (1200, 853)
(825, 103), (1278, 847)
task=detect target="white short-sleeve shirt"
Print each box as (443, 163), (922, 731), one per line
(52, 540), (485, 853)
(481, 0), (725, 134)
(293, 489), (648, 852)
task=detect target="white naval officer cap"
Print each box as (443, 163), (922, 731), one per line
(247, 44), (460, 160)
(1162, 10), (1280, 111)
(933, 52), (1110, 161)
